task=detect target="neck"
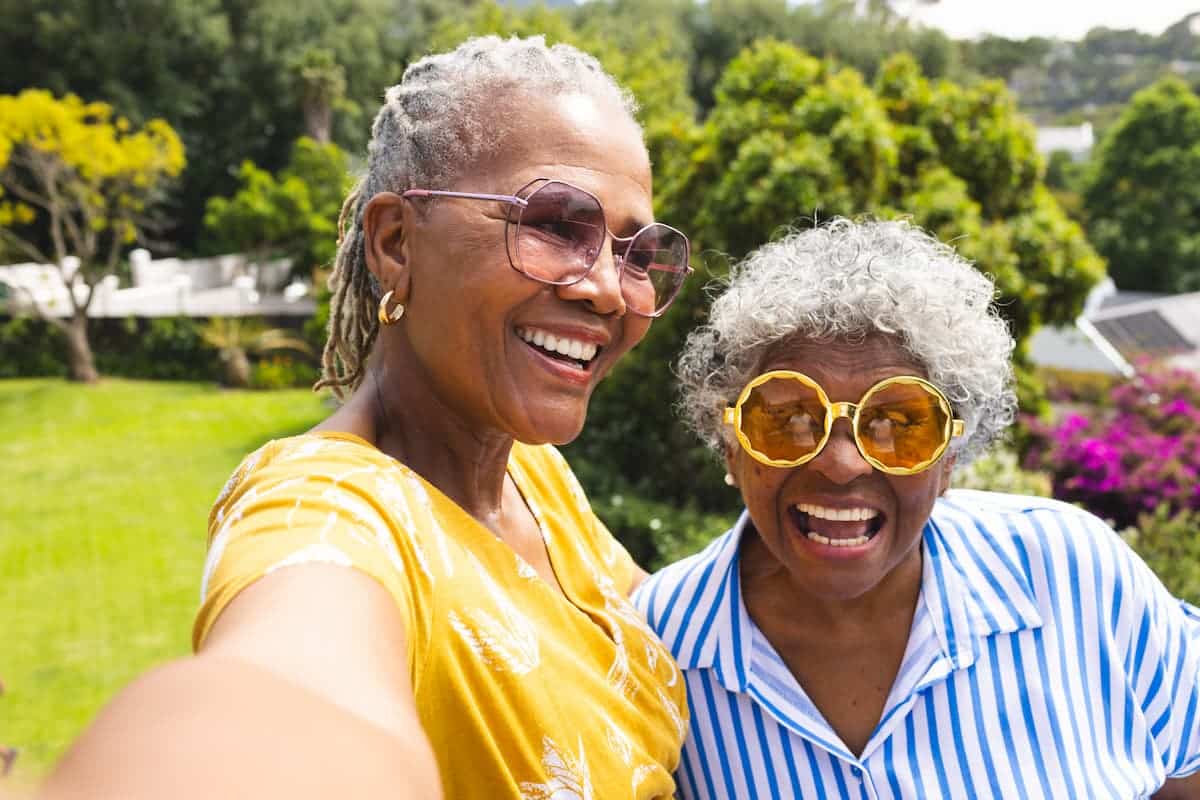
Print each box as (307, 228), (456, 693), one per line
(360, 344), (514, 522)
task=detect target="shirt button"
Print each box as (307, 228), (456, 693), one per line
(851, 765), (863, 781)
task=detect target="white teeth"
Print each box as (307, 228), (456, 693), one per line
(516, 327), (599, 363)
(796, 503), (879, 522)
(806, 532), (872, 547)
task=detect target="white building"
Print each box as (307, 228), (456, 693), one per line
(0, 250), (315, 319)
(1035, 122), (1095, 161)
(1028, 278), (1200, 376)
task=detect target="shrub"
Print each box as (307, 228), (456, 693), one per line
(96, 316), (221, 381)
(1025, 364), (1200, 528)
(953, 448), (1052, 497)
(251, 355), (319, 391)
(588, 490), (734, 572)
(1121, 504), (1200, 605)
(0, 315), (66, 378)
(1040, 366), (1120, 406)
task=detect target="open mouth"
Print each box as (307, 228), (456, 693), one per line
(517, 326), (601, 371)
(789, 503), (885, 547)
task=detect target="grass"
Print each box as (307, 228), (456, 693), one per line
(0, 378), (328, 783)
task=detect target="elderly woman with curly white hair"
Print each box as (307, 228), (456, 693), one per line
(634, 218), (1200, 799)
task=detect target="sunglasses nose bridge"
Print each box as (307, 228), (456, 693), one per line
(828, 401), (856, 420)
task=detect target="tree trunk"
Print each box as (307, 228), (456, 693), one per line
(221, 348), (252, 388)
(64, 312), (99, 383)
(303, 100), (332, 144)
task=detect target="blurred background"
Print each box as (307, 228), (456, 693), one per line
(3, 0), (1200, 787)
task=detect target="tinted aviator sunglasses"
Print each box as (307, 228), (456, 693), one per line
(724, 371), (966, 476)
(402, 178), (692, 317)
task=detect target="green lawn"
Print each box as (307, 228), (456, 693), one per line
(0, 379), (328, 782)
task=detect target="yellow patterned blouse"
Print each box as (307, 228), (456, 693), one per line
(194, 432), (687, 799)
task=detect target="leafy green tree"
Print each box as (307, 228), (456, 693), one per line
(0, 0), (408, 253)
(204, 137), (352, 276)
(962, 35), (1053, 81)
(574, 43), (1104, 514)
(1084, 76), (1200, 292)
(0, 90), (185, 383)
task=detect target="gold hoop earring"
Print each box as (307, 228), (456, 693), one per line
(377, 290), (405, 326)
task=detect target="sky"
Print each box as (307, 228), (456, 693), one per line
(894, 0), (1200, 40)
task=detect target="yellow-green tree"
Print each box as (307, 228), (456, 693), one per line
(0, 90), (185, 382)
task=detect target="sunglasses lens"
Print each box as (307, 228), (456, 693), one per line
(740, 376), (826, 463)
(857, 382), (950, 470)
(622, 224), (690, 316)
(511, 181), (606, 283)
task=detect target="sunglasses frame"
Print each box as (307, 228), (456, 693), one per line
(402, 178), (693, 318)
(722, 370), (966, 475)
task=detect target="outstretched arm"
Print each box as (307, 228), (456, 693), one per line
(40, 564), (441, 800)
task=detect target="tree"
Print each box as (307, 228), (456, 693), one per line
(199, 318), (313, 388)
(427, 0), (698, 196)
(0, 0), (407, 254)
(292, 48), (348, 144)
(1084, 76), (1200, 293)
(204, 137), (352, 276)
(0, 90), (185, 382)
(573, 44), (1105, 514)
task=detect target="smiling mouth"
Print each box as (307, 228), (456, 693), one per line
(517, 326), (602, 371)
(789, 503), (885, 547)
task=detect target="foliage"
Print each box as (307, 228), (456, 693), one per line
(1042, 150), (1087, 223)
(962, 17), (1200, 124)
(0, 89), (185, 381)
(0, 315), (66, 378)
(1083, 76), (1200, 293)
(0, 315), (224, 382)
(1121, 504), (1200, 606)
(94, 317), (220, 382)
(427, 0), (698, 179)
(0, 0), (412, 252)
(952, 449), (1052, 497)
(204, 137), (352, 276)
(1025, 364), (1200, 528)
(588, 485), (735, 571)
(573, 43), (1104, 512)
(199, 317), (314, 388)
(251, 355), (320, 390)
(0, 378), (327, 780)
(668, 0), (960, 114)
(1040, 366), (1120, 406)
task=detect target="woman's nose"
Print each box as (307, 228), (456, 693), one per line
(556, 236), (627, 315)
(808, 418), (875, 484)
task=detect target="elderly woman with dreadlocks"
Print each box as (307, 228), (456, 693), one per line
(43, 36), (691, 800)
(634, 218), (1200, 800)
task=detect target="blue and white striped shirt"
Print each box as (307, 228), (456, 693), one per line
(633, 490), (1200, 799)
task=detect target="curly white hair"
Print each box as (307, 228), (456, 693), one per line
(676, 218), (1017, 465)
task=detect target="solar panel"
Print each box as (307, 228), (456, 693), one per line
(1090, 310), (1191, 360)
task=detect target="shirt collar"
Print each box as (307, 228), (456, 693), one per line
(661, 499), (1044, 684)
(663, 510), (753, 692)
(922, 495), (1045, 669)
